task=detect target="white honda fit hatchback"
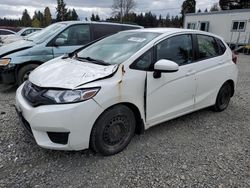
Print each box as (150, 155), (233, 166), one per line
(16, 28), (238, 155)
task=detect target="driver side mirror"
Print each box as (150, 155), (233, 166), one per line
(153, 59), (179, 78)
(54, 38), (65, 46)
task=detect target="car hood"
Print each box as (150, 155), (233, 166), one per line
(2, 35), (23, 44)
(29, 57), (119, 89)
(0, 39), (34, 57)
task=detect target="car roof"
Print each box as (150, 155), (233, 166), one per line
(57, 21), (143, 28)
(0, 28), (16, 33)
(122, 27), (224, 40)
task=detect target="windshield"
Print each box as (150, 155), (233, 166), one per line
(77, 31), (160, 65)
(27, 23), (67, 44)
(16, 28), (26, 36)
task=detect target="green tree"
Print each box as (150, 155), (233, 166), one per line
(56, 0), (67, 21)
(95, 14), (100, 21)
(219, 0), (249, 10)
(21, 9), (32, 27)
(91, 13), (100, 21)
(181, 0), (196, 26)
(32, 18), (41, 27)
(44, 7), (52, 26)
(90, 13), (96, 21)
(210, 3), (220, 11)
(71, 9), (79, 20)
(239, 0), (250, 8)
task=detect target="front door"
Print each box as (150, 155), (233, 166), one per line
(146, 34), (197, 125)
(52, 24), (91, 58)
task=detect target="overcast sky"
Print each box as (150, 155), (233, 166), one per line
(0, 0), (219, 20)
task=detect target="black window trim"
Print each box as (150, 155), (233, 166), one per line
(129, 48), (154, 72)
(215, 38), (227, 55)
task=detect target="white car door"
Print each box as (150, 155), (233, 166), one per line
(146, 34), (197, 126)
(193, 35), (229, 109)
(52, 24), (91, 58)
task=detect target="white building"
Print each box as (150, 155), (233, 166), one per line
(184, 9), (250, 48)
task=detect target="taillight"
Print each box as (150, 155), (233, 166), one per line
(232, 51), (237, 64)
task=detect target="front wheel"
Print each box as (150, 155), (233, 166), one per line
(213, 83), (232, 112)
(90, 105), (136, 156)
(17, 64), (39, 86)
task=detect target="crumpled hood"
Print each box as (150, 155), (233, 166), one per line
(29, 57), (119, 89)
(0, 39), (34, 57)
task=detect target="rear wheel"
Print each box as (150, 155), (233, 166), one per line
(17, 64), (39, 85)
(90, 105), (135, 156)
(213, 83), (232, 112)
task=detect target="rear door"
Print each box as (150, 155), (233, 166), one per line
(52, 24), (91, 57)
(193, 34), (228, 109)
(146, 34), (197, 125)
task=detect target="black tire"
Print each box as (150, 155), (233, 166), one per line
(213, 82), (232, 112)
(90, 105), (136, 156)
(17, 64), (39, 86)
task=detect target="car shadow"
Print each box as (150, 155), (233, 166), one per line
(0, 84), (18, 93)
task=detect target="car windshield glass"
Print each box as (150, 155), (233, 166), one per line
(16, 28), (26, 36)
(27, 23), (66, 44)
(77, 31), (160, 65)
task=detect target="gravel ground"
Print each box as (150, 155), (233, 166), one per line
(0, 55), (250, 188)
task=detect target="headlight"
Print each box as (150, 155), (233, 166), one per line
(0, 58), (11, 66)
(43, 88), (100, 104)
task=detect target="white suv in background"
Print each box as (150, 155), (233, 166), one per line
(16, 28), (238, 155)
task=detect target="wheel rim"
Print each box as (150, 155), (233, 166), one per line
(103, 115), (130, 146)
(218, 86), (231, 109)
(23, 70), (32, 82)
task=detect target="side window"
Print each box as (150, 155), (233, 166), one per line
(130, 49), (153, 71)
(216, 39), (227, 55)
(55, 24), (91, 46)
(156, 35), (193, 66)
(92, 24), (121, 40)
(197, 35), (220, 59)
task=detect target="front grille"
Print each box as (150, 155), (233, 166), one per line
(22, 81), (54, 107)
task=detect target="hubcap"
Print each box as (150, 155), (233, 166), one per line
(219, 86), (231, 109)
(103, 115), (129, 146)
(23, 71), (32, 82)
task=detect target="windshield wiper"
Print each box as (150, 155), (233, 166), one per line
(75, 56), (110, 66)
(24, 38), (33, 42)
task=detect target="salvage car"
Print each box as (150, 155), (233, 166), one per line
(0, 21), (142, 85)
(16, 28), (238, 155)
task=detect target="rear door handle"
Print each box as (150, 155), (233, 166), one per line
(186, 70), (196, 76)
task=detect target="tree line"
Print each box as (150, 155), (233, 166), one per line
(0, 0), (249, 28)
